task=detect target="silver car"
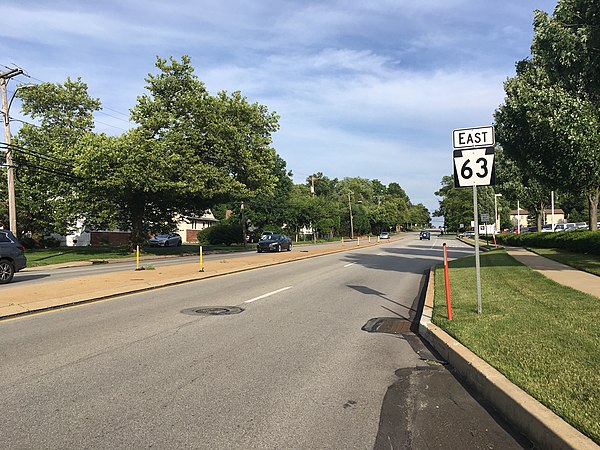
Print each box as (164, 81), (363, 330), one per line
(0, 229), (27, 284)
(148, 232), (182, 247)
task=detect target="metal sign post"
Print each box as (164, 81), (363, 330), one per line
(452, 125), (496, 315)
(472, 185), (482, 314)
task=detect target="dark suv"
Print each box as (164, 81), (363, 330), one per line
(0, 229), (27, 284)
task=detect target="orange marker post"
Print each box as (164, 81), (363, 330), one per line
(443, 243), (453, 320)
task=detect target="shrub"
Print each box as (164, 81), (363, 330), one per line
(40, 237), (61, 248)
(20, 237), (38, 249)
(495, 230), (600, 255)
(197, 223), (244, 246)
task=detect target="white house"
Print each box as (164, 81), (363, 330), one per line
(509, 209), (565, 229)
(176, 210), (219, 243)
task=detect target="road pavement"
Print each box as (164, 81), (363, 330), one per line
(0, 235), (591, 448)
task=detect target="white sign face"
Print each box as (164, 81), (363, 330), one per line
(452, 126), (495, 149)
(453, 147), (496, 187)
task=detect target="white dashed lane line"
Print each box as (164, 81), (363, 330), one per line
(244, 286), (292, 304)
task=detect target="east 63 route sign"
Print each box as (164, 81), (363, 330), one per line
(453, 147), (496, 188)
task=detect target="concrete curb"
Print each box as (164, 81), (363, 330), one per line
(418, 267), (598, 450)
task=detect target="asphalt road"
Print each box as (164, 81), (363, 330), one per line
(0, 235), (529, 449)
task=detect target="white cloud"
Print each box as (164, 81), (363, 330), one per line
(1, 0), (559, 216)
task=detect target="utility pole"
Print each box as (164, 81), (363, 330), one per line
(307, 176), (320, 196)
(1, 67), (24, 236)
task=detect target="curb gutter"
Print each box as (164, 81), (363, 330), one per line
(418, 267), (598, 450)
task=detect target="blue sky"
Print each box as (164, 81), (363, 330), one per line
(2, 0), (558, 222)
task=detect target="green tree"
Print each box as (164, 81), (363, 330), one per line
(11, 78), (101, 236)
(496, 1), (600, 230)
(408, 204), (431, 228)
(243, 155), (293, 231)
(80, 56), (280, 243)
(434, 176), (473, 231)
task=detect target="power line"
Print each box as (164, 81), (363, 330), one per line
(4, 65), (135, 131)
(1, 143), (75, 168)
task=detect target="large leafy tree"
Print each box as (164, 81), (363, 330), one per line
(434, 176), (473, 231)
(237, 154), (293, 231)
(10, 78), (101, 236)
(496, 0), (600, 230)
(494, 147), (550, 229)
(408, 203), (431, 228)
(78, 56), (281, 243)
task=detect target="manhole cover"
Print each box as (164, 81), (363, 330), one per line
(362, 317), (414, 334)
(181, 306), (245, 316)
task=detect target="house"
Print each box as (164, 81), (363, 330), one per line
(176, 210), (219, 243)
(509, 209), (565, 228)
(47, 210), (218, 246)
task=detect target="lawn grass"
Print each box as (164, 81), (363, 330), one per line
(527, 247), (600, 276)
(433, 249), (599, 444)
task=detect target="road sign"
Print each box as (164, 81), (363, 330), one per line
(452, 126), (495, 149)
(481, 213), (490, 222)
(453, 147), (496, 187)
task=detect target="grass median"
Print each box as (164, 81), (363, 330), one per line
(432, 249), (599, 444)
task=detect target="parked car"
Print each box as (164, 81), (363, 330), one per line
(419, 231), (431, 240)
(463, 231), (476, 238)
(256, 233), (292, 252)
(0, 229), (27, 284)
(379, 232), (390, 239)
(260, 231), (275, 240)
(554, 224), (569, 232)
(541, 224), (555, 232)
(148, 232), (182, 247)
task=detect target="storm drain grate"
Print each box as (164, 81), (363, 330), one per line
(362, 317), (414, 334)
(181, 306), (245, 316)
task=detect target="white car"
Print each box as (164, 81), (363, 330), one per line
(148, 232), (182, 247)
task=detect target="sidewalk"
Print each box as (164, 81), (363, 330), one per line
(506, 246), (600, 297)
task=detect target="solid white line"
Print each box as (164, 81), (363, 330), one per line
(344, 263), (355, 267)
(244, 286), (292, 303)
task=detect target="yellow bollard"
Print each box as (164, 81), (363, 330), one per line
(377, 236), (380, 242)
(369, 236), (371, 243)
(135, 245), (143, 271)
(199, 245), (204, 272)
(357, 236), (360, 246)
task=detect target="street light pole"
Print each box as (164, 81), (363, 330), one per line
(240, 201), (247, 247)
(494, 193), (502, 234)
(347, 192), (354, 239)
